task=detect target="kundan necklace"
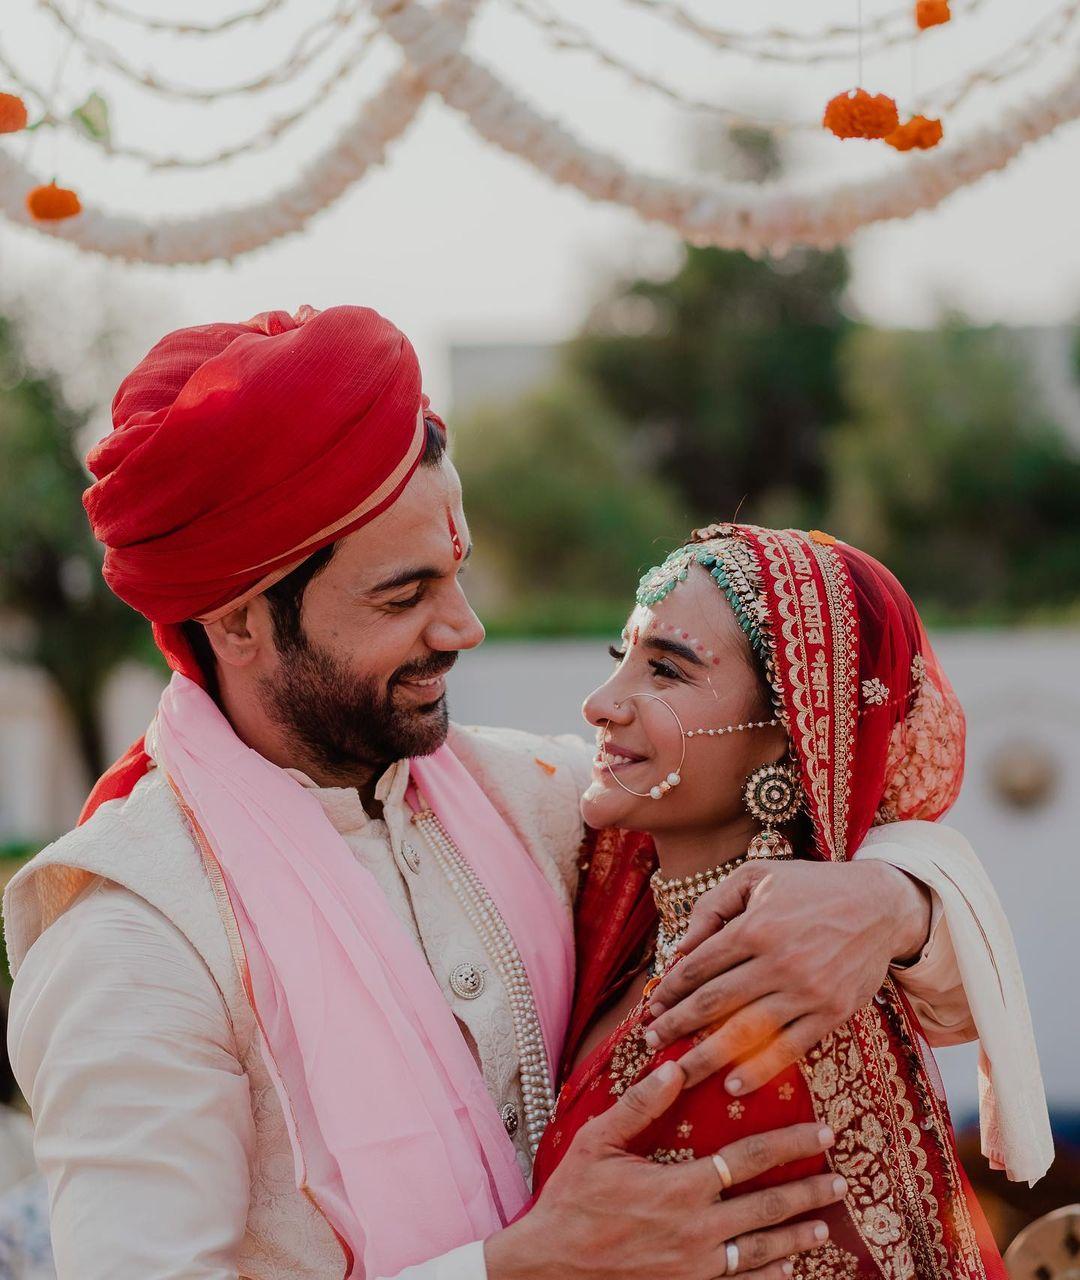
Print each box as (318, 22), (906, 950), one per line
(650, 842), (794, 973)
(651, 857), (748, 972)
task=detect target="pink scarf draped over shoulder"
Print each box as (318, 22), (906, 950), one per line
(152, 673), (573, 1278)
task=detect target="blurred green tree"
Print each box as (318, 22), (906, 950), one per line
(0, 315), (147, 783)
(567, 243), (851, 529)
(566, 127), (851, 530)
(452, 378), (685, 629)
(827, 322), (1080, 618)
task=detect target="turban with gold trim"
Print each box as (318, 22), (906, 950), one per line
(81, 303), (438, 816)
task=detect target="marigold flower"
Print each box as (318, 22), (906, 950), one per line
(26, 182), (83, 221)
(916, 0), (951, 29)
(823, 89), (900, 140)
(0, 92), (28, 133)
(885, 115), (944, 151)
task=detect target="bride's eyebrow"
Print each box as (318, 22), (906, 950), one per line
(643, 636), (706, 667)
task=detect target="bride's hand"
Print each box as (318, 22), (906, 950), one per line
(642, 859), (932, 1092)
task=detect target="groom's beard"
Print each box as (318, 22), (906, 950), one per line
(260, 636), (455, 779)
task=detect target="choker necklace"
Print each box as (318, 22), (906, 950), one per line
(650, 857), (748, 972)
(650, 847), (794, 973)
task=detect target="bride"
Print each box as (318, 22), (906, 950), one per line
(532, 522), (1027, 1280)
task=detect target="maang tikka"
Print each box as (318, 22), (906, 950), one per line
(743, 759), (801, 860)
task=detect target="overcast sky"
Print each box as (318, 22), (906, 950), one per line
(1, 0), (1078, 410)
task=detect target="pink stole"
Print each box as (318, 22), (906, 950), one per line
(153, 674), (573, 1278)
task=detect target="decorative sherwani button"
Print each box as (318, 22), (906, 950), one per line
(501, 1103), (519, 1137)
(399, 841), (421, 874)
(449, 962), (486, 999)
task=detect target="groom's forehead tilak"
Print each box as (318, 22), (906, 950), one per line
(340, 462), (471, 597)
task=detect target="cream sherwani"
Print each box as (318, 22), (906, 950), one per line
(4, 724), (996, 1280)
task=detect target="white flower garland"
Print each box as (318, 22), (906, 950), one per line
(1, 0), (1077, 261)
(0, 0), (477, 263)
(370, 0), (1080, 255)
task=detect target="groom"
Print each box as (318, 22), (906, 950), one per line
(5, 306), (973, 1280)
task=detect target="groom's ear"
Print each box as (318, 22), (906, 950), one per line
(204, 602), (263, 669)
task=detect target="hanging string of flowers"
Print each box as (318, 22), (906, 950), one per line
(0, 0), (1077, 259)
(824, 0), (945, 149)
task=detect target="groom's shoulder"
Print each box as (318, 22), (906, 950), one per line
(448, 722), (593, 800)
(3, 770), (201, 975)
(447, 724), (593, 897)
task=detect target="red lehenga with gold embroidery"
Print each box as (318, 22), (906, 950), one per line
(532, 526), (1005, 1280)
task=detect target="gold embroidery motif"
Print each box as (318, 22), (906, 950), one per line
(862, 677), (891, 706)
(778, 1082), (795, 1101)
(727, 1100), (746, 1119)
(878, 676), (964, 823)
(677, 1120), (694, 1138)
(608, 1022), (656, 1097)
(792, 1240), (861, 1279)
(648, 1147), (696, 1164)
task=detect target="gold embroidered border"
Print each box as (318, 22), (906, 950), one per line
(758, 532), (836, 857)
(800, 991), (988, 1280)
(807, 542), (858, 859)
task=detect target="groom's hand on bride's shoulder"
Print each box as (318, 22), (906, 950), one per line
(485, 1061), (846, 1280)
(643, 859), (933, 1092)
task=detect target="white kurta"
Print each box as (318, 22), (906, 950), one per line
(3, 725), (1035, 1280)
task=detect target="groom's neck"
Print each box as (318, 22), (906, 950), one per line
(218, 672), (380, 800)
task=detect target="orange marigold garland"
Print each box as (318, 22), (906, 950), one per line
(26, 182), (83, 222)
(0, 92), (28, 134)
(916, 0), (951, 29)
(885, 115), (944, 151)
(823, 89), (900, 140)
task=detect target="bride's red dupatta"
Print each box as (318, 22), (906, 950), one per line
(535, 526), (1005, 1280)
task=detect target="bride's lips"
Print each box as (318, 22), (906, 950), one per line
(593, 740), (650, 776)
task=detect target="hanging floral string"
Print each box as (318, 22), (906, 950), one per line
(26, 180), (81, 220)
(1, 0), (1077, 259)
(0, 91), (27, 132)
(917, 1), (952, 30)
(824, 0), (948, 148)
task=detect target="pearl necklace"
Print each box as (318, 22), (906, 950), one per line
(411, 808), (555, 1155)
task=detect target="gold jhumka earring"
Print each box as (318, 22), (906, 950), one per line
(742, 759), (801, 860)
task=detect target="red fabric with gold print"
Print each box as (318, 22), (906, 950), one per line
(533, 526), (1003, 1280)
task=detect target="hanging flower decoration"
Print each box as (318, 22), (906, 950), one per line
(823, 89), (900, 139)
(26, 181), (82, 221)
(0, 92), (28, 133)
(916, 0), (952, 30)
(885, 115), (944, 150)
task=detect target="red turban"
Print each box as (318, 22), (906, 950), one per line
(81, 303), (438, 819)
